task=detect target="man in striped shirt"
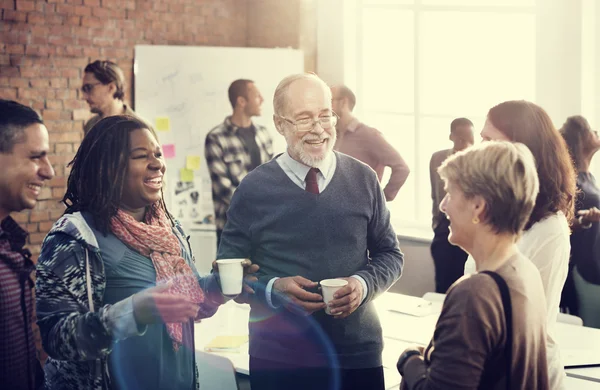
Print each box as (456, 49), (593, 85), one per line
(205, 79), (274, 246)
(0, 100), (55, 390)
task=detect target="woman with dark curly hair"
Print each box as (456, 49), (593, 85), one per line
(560, 115), (600, 328)
(36, 115), (258, 389)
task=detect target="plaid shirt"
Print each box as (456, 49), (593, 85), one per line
(0, 216), (38, 390)
(205, 116), (274, 231)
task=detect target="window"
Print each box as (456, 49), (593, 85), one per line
(354, 0), (536, 229)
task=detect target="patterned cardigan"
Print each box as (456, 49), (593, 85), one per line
(35, 212), (222, 389)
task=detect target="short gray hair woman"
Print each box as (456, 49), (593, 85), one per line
(397, 141), (549, 389)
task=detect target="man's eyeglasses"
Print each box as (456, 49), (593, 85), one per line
(81, 82), (102, 94)
(276, 113), (338, 133)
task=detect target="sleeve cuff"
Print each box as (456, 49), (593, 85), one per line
(106, 296), (147, 340)
(266, 277), (281, 309)
(351, 275), (368, 304)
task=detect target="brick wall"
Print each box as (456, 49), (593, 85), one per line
(1, 0), (314, 257)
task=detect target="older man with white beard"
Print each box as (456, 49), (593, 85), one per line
(217, 73), (404, 390)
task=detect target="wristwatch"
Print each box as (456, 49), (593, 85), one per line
(397, 349), (422, 376)
(579, 215), (593, 229)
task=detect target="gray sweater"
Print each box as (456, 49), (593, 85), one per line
(218, 152), (404, 369)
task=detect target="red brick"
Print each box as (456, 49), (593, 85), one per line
(0, 77), (8, 86)
(63, 99), (86, 110)
(29, 233), (46, 245)
(46, 13), (66, 25)
(84, 0), (99, 5)
(11, 213), (29, 224)
(0, 87), (17, 100)
(16, 0), (36, 12)
(48, 154), (74, 165)
(2, 9), (27, 22)
(51, 187), (65, 200)
(66, 0), (83, 4)
(50, 78), (68, 89)
(55, 3), (75, 14)
(6, 44), (25, 54)
(29, 210), (49, 223)
(74, 5), (91, 16)
(4, 30), (30, 44)
(67, 15), (81, 25)
(0, 0), (16, 9)
(81, 16), (104, 28)
(0, 55), (9, 66)
(31, 101), (44, 110)
(18, 88), (43, 100)
(38, 187), (53, 201)
(55, 143), (73, 153)
(49, 132), (81, 145)
(42, 109), (63, 121)
(26, 223), (39, 232)
(46, 99), (63, 109)
(61, 68), (80, 78)
(27, 11), (45, 24)
(39, 221), (55, 232)
(83, 47), (100, 60)
(30, 79), (50, 88)
(25, 45), (55, 57)
(54, 88), (77, 100)
(9, 55), (25, 67)
(50, 208), (65, 220)
(72, 108), (91, 121)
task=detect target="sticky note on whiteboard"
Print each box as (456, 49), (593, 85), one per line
(180, 168), (193, 182)
(186, 155), (201, 170)
(162, 144), (175, 159)
(155, 117), (171, 132)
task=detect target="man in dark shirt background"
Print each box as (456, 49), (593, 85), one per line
(429, 117), (474, 293)
(0, 99), (55, 389)
(205, 79), (274, 247)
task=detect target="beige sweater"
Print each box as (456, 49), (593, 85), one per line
(403, 252), (549, 390)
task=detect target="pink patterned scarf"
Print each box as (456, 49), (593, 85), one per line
(110, 207), (204, 350)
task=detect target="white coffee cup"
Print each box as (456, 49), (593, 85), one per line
(216, 259), (245, 296)
(320, 278), (348, 315)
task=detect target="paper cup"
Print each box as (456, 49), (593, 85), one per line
(320, 279), (348, 315)
(216, 259), (245, 296)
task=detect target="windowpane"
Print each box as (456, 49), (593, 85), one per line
(422, 0), (534, 6)
(418, 11), (535, 117)
(361, 113), (416, 222)
(362, 0), (414, 5)
(362, 9), (414, 113)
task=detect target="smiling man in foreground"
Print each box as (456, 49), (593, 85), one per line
(0, 99), (55, 390)
(217, 73), (404, 390)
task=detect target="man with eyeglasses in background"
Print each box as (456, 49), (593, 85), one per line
(218, 73), (403, 390)
(81, 60), (137, 136)
(331, 85), (410, 201)
(205, 79), (273, 247)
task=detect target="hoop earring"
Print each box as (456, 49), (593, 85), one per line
(472, 216), (480, 224)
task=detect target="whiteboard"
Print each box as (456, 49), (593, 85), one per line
(134, 45), (303, 232)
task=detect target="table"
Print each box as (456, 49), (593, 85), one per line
(195, 292), (600, 389)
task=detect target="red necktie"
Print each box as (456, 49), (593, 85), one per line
(305, 168), (320, 194)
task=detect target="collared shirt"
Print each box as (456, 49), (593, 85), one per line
(265, 151), (368, 308)
(83, 104), (137, 136)
(205, 116), (274, 231)
(334, 118), (410, 201)
(0, 216), (38, 390)
(276, 149), (336, 192)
